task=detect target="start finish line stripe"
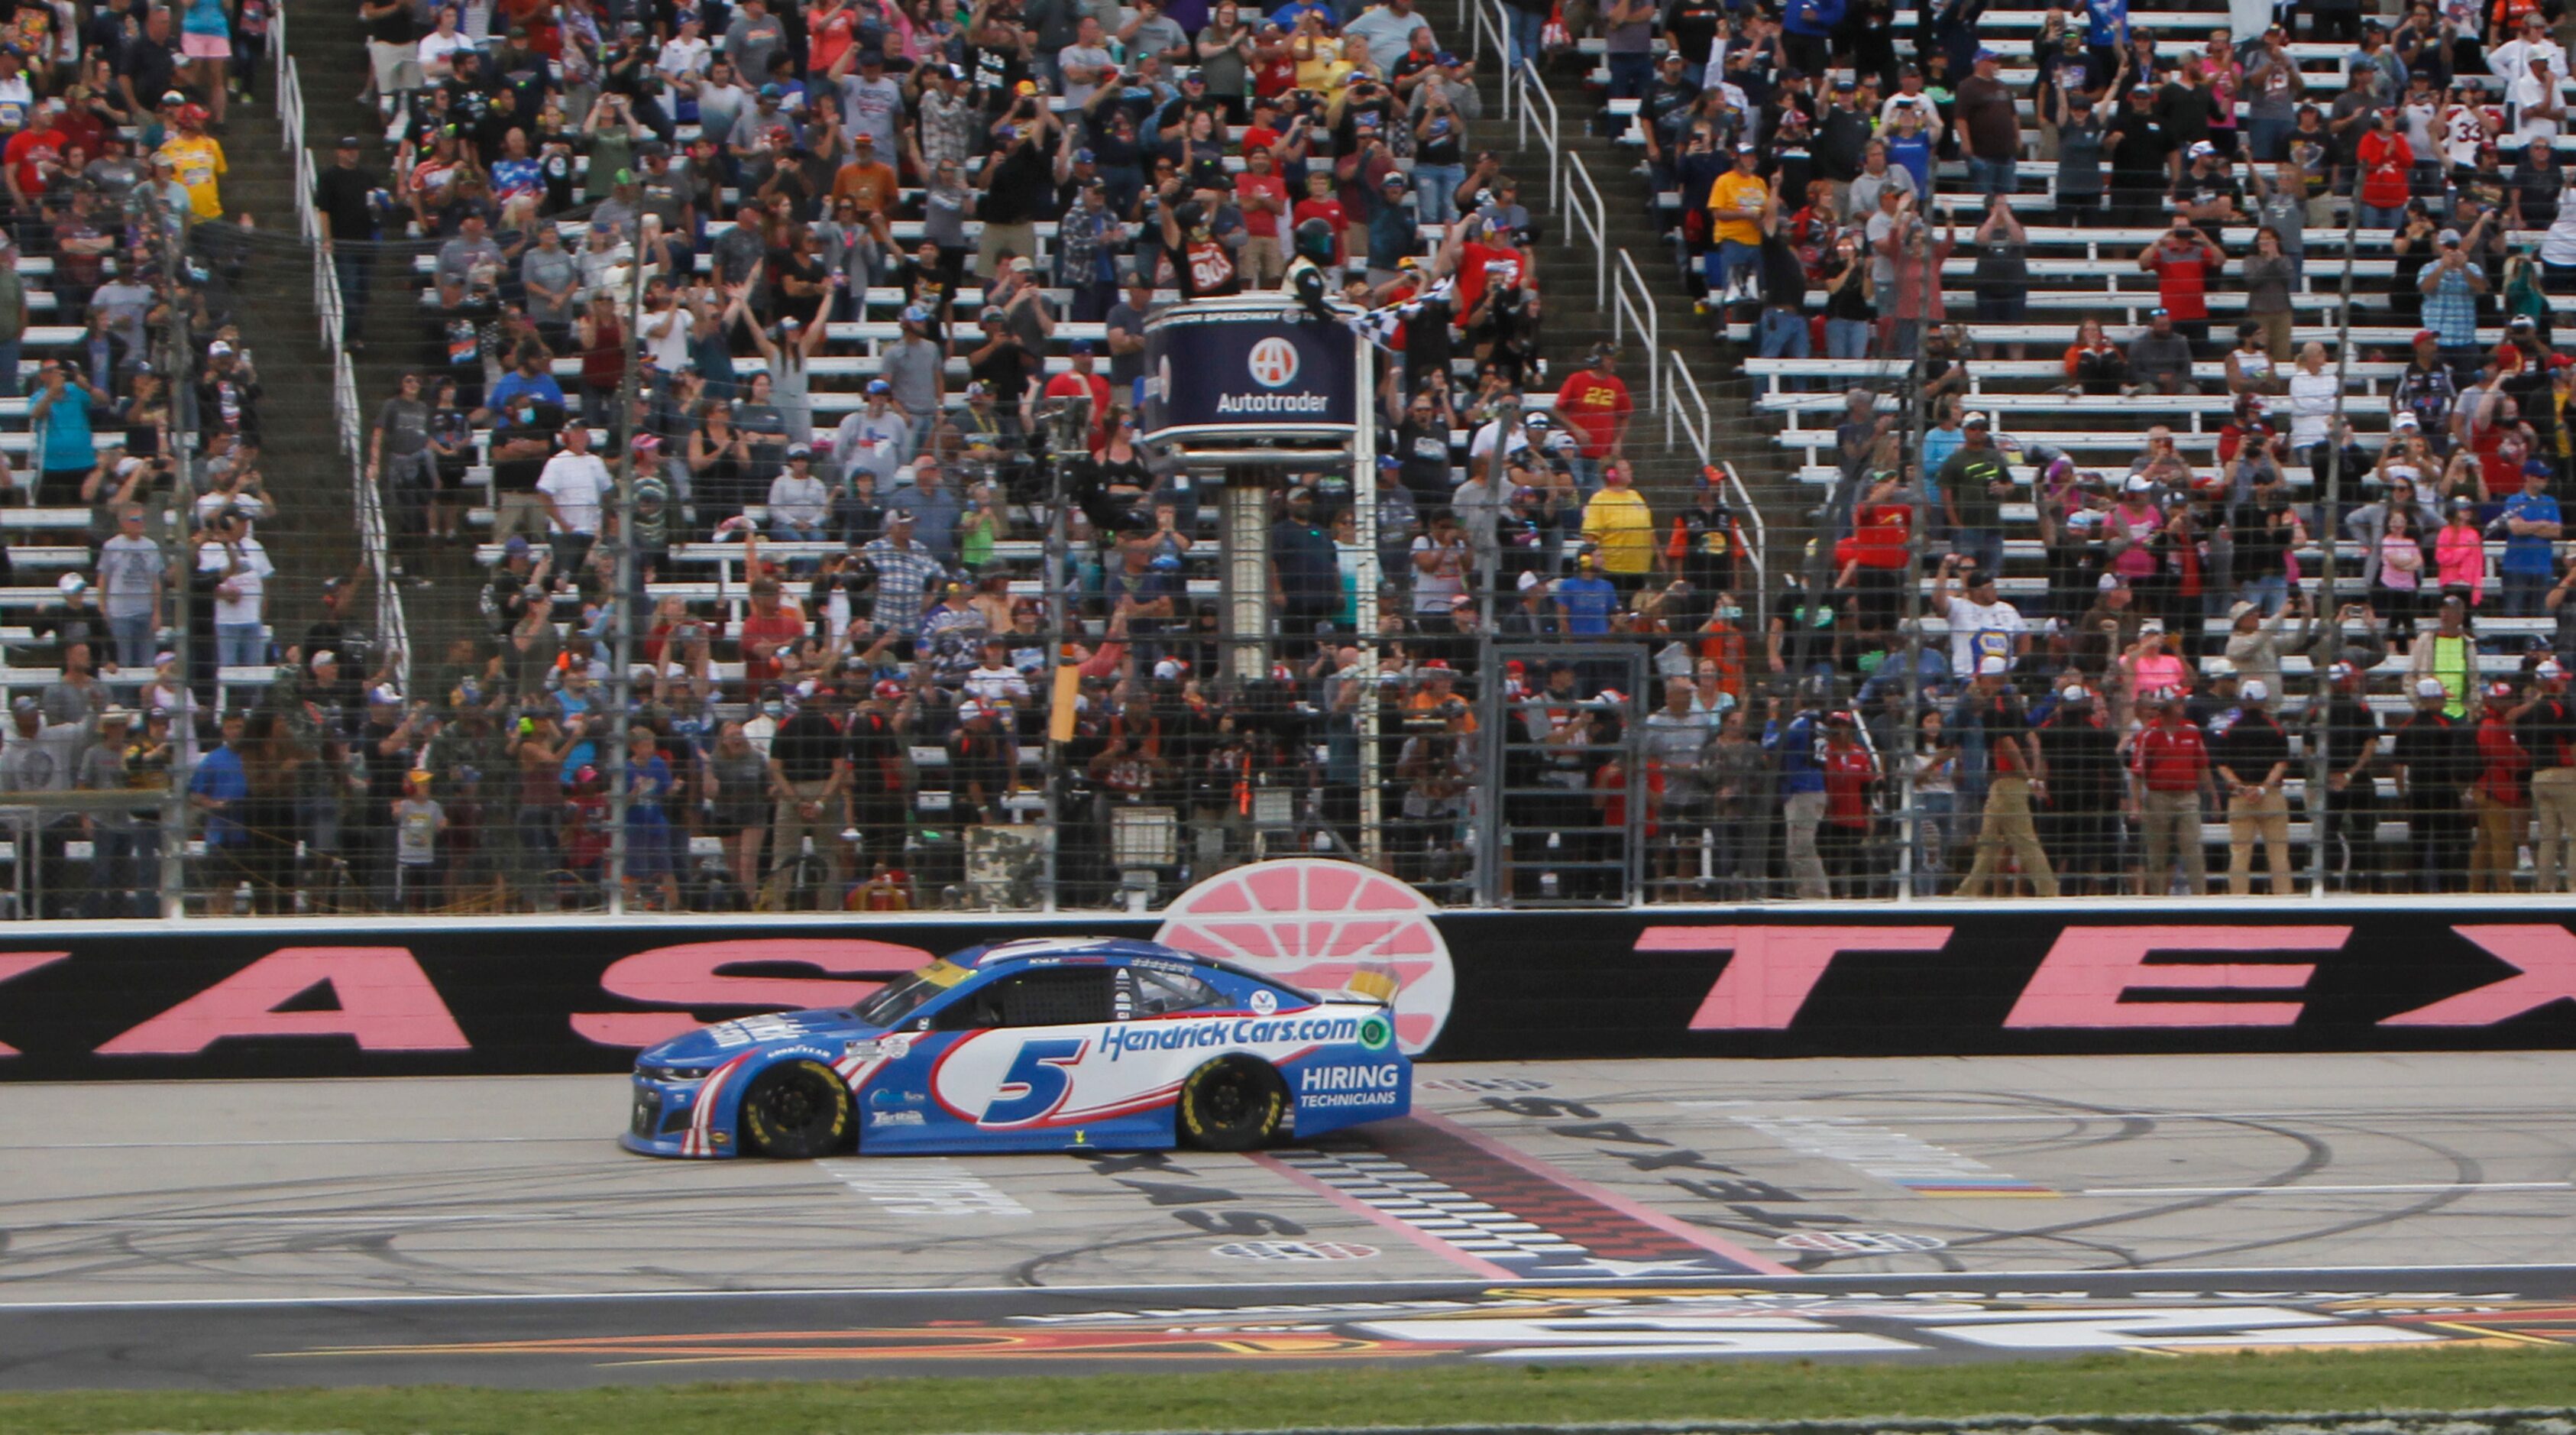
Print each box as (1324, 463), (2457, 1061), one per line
(1262, 1119), (1791, 1279)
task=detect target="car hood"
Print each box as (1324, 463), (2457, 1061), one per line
(639, 1008), (878, 1067)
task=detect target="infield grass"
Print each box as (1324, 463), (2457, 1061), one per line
(0, 1346), (2571, 1434)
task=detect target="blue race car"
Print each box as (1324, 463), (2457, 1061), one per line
(620, 938), (1412, 1158)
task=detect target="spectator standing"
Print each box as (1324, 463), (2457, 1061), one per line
(1579, 462), (1655, 599)
(1954, 656), (2059, 896)
(97, 507), (164, 672)
(2035, 682), (2125, 892)
(2498, 462), (2562, 616)
(1954, 47), (2020, 197)
(2138, 219), (2224, 351)
(2392, 674), (2471, 891)
(2470, 681), (2531, 892)
(2212, 677), (2295, 893)
(2515, 659), (2576, 891)
(1553, 345), (1632, 492)
(767, 690), (849, 899)
(1762, 691), (1831, 899)
(536, 423), (610, 578)
(2130, 688), (2212, 895)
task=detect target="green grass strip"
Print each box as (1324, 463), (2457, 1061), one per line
(0, 1346), (2571, 1435)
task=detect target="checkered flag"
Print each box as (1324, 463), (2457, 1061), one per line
(1345, 277), (1455, 351)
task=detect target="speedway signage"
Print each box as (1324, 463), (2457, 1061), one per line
(0, 871), (2573, 1079)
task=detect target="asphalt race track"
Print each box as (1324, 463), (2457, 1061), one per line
(1, 1052), (2571, 1387)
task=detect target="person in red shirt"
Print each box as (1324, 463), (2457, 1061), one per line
(1290, 168), (1347, 263)
(1040, 339), (1114, 449)
(807, 0), (859, 78)
(2128, 688), (2212, 895)
(1449, 217), (1534, 314)
(2137, 219), (2225, 350)
(1552, 343), (1633, 485)
(2471, 679), (2532, 891)
(736, 577), (808, 688)
(1234, 146), (1290, 287)
(1817, 714), (1879, 897)
(2, 104), (69, 211)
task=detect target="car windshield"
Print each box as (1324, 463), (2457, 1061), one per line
(851, 959), (973, 1028)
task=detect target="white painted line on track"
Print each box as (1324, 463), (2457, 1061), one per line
(1670, 1104), (2552, 1122)
(6, 1262), (2576, 1313)
(2079, 1181), (2574, 1197)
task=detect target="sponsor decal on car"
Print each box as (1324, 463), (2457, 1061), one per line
(869, 1109), (927, 1128)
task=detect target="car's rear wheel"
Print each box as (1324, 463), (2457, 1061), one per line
(738, 1060), (854, 1159)
(1177, 1056), (1286, 1152)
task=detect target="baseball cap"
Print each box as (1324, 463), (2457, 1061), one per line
(1977, 655), (2009, 676)
(887, 507), (917, 523)
(55, 573), (84, 595)
(309, 649), (338, 672)
(1069, 338), (1095, 354)
(2413, 328), (2439, 345)
(336, 134), (363, 148)
(1974, 47), (2001, 61)
(369, 683), (404, 705)
(1517, 570), (1547, 591)
(2328, 661), (2356, 681)
(1963, 411), (1990, 428)
(2241, 679), (2269, 701)
(2438, 227), (2463, 244)
(2490, 680), (2519, 700)
(8, 696), (34, 714)
(2512, 314), (2540, 331)
(2188, 140), (2216, 157)
(2417, 677), (2449, 699)
(866, 378), (892, 394)
(1436, 50), (1460, 64)
(2125, 474), (2154, 493)
(785, 443), (811, 458)
(2544, 659), (2569, 680)
(900, 304), (932, 324)
(1073, 147), (1095, 163)
(872, 679), (907, 702)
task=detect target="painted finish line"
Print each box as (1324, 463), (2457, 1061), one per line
(7, 1271), (2575, 1387)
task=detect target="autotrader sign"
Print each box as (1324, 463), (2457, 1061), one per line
(1, 901), (2573, 1079)
(1141, 298), (1358, 442)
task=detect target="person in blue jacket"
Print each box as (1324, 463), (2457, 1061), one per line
(1781, 0), (1846, 84)
(1762, 687), (1831, 898)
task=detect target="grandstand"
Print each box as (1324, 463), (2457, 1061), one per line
(1, 0), (2571, 918)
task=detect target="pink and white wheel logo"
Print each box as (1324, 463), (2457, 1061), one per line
(1154, 859), (1453, 1055)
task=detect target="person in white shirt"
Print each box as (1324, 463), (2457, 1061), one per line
(96, 506), (164, 671)
(536, 422), (610, 573)
(2488, 14), (2567, 93)
(196, 511), (273, 669)
(766, 446), (831, 539)
(655, 11), (713, 81)
(963, 636), (1034, 708)
(416, 6), (477, 85)
(2511, 52), (2567, 146)
(1931, 554), (2029, 675)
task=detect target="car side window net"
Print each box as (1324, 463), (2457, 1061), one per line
(995, 968), (1118, 1027)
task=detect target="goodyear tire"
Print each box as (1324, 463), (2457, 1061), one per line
(737, 1060), (854, 1159)
(1176, 1056), (1286, 1152)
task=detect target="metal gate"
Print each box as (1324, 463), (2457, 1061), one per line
(1474, 643), (1649, 907)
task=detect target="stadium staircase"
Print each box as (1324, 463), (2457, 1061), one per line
(1452, 0), (1801, 606)
(199, 91), (369, 651)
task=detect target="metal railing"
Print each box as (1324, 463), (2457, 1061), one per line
(277, 5), (409, 688)
(1612, 247), (1657, 409)
(1665, 348), (1766, 618)
(1508, 58), (1558, 225)
(1469, 0), (1504, 96)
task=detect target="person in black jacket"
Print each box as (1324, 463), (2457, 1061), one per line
(2311, 659), (2387, 891)
(2391, 675), (2471, 892)
(2214, 678), (2295, 893)
(2033, 681), (2125, 892)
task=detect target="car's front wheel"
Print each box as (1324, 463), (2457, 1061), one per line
(1176, 1056), (1286, 1152)
(737, 1060), (854, 1158)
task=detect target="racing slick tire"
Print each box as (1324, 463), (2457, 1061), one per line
(737, 1060), (855, 1159)
(1176, 1055), (1287, 1152)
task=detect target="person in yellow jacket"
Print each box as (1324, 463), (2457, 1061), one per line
(1704, 143), (1769, 303)
(1580, 458), (1656, 599)
(157, 103), (226, 220)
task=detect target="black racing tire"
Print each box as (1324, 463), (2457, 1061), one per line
(1176, 1055), (1287, 1152)
(737, 1060), (855, 1159)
